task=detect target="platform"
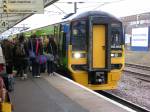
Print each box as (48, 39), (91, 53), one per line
(125, 50), (150, 66)
(9, 73), (134, 112)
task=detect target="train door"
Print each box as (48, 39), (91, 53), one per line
(88, 16), (111, 84)
(92, 25), (106, 68)
(59, 24), (69, 67)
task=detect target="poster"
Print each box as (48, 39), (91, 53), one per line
(131, 27), (149, 47)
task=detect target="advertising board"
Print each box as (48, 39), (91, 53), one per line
(131, 27), (149, 51)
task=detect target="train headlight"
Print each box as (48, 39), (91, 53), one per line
(111, 53), (122, 57)
(74, 52), (81, 59)
(111, 54), (115, 57)
(72, 52), (86, 59)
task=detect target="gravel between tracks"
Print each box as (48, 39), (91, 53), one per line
(106, 72), (150, 110)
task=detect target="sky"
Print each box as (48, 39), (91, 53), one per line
(2, 0), (150, 37)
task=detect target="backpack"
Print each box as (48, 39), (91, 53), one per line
(15, 43), (26, 56)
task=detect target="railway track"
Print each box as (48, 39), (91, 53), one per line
(124, 63), (150, 82)
(96, 90), (150, 112)
(125, 63), (150, 71)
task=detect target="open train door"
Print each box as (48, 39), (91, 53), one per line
(88, 16), (111, 84)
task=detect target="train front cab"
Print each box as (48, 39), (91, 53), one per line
(68, 15), (124, 90)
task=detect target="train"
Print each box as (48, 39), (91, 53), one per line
(14, 11), (125, 90)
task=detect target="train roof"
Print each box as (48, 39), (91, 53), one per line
(72, 11), (121, 22)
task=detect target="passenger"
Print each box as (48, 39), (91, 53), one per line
(46, 35), (57, 76)
(29, 34), (43, 78)
(13, 34), (29, 79)
(1, 39), (14, 75)
(39, 37), (46, 73)
(41, 35), (49, 73)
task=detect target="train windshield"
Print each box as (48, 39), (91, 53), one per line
(111, 23), (123, 49)
(71, 21), (87, 51)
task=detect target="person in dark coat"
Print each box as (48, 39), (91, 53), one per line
(46, 35), (57, 76)
(2, 39), (14, 75)
(13, 34), (29, 79)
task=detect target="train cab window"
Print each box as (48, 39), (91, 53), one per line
(71, 21), (87, 51)
(112, 31), (120, 45)
(111, 24), (123, 50)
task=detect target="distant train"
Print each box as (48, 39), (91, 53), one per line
(16, 11), (125, 90)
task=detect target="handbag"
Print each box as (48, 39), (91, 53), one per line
(46, 43), (55, 61)
(35, 40), (47, 64)
(36, 55), (47, 64)
(45, 53), (54, 61)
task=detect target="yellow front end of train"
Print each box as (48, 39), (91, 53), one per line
(67, 11), (124, 90)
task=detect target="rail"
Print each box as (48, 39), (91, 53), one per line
(96, 90), (150, 112)
(125, 63), (150, 71)
(124, 63), (150, 82)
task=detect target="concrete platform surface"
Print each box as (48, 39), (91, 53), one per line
(9, 74), (133, 112)
(125, 50), (150, 66)
(10, 76), (87, 112)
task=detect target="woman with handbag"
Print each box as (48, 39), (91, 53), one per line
(46, 36), (57, 76)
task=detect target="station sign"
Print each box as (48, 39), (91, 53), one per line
(131, 27), (149, 47)
(3, 0), (44, 13)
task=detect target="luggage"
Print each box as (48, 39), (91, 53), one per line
(35, 39), (47, 64)
(0, 102), (12, 112)
(45, 43), (55, 61)
(0, 77), (12, 112)
(37, 55), (47, 64)
(45, 53), (54, 61)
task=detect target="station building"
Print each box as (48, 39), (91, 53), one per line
(122, 12), (150, 51)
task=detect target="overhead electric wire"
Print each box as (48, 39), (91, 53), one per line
(56, 1), (112, 4)
(44, 10), (63, 14)
(53, 0), (126, 12)
(53, 4), (67, 14)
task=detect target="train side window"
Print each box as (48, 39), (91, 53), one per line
(71, 21), (87, 51)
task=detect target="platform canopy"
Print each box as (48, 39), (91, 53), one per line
(0, 0), (58, 34)
(1, 0), (150, 38)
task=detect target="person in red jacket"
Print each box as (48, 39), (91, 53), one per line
(28, 34), (43, 78)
